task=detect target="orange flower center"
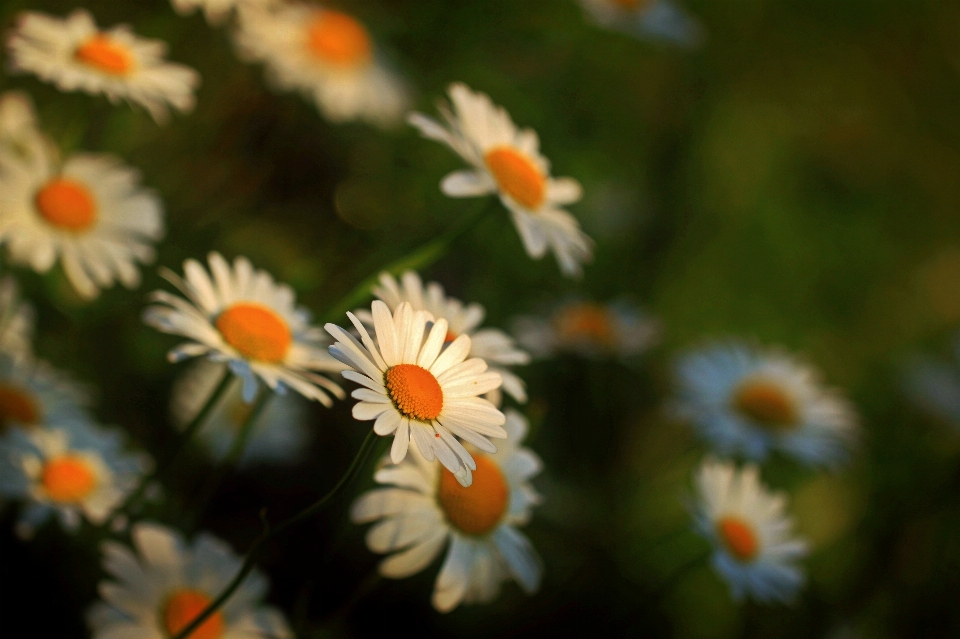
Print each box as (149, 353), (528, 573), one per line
(306, 11), (373, 68)
(716, 516), (760, 562)
(215, 303), (292, 363)
(732, 379), (797, 431)
(438, 455), (509, 536)
(484, 147), (546, 210)
(35, 179), (98, 231)
(0, 383), (41, 432)
(384, 364), (444, 421)
(443, 330), (458, 344)
(74, 35), (134, 75)
(41, 455), (97, 503)
(555, 303), (615, 345)
(162, 590), (224, 639)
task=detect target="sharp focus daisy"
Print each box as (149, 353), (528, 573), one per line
(351, 409), (542, 612)
(0, 424), (150, 535)
(512, 298), (660, 359)
(6, 10), (200, 123)
(0, 140), (165, 299)
(143, 252), (346, 404)
(356, 270), (530, 405)
(692, 457), (808, 604)
(578, 0), (704, 48)
(171, 0), (276, 25)
(674, 341), (859, 467)
(0, 276), (36, 361)
(233, 2), (409, 127)
(0, 90), (49, 163)
(408, 83), (593, 277)
(87, 522), (292, 639)
(0, 354), (93, 435)
(325, 300), (507, 487)
(171, 359), (310, 465)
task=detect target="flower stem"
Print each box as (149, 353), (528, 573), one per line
(171, 428), (381, 639)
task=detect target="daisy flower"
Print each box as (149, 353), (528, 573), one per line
(0, 140), (164, 299)
(233, 2), (409, 127)
(512, 299), (660, 359)
(578, 0), (704, 48)
(408, 83), (593, 277)
(0, 90), (49, 163)
(674, 341), (859, 467)
(0, 276), (36, 361)
(171, 359), (310, 465)
(87, 522), (292, 639)
(6, 10), (200, 123)
(0, 354), (93, 434)
(0, 424), (150, 535)
(356, 270), (530, 405)
(325, 300), (507, 487)
(351, 409), (542, 612)
(692, 457), (808, 603)
(171, 0), (276, 26)
(143, 252), (346, 404)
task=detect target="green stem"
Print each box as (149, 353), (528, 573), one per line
(171, 428), (381, 639)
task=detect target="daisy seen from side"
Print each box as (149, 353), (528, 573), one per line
(578, 0), (704, 48)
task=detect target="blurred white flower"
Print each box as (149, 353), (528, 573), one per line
(409, 83), (593, 277)
(0, 354), (92, 434)
(6, 10), (200, 123)
(578, 0), (704, 48)
(352, 409), (542, 612)
(171, 0), (276, 25)
(87, 522), (292, 639)
(0, 91), (50, 164)
(0, 277), (35, 362)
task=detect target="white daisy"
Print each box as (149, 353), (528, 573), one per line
(0, 354), (93, 434)
(143, 252), (346, 405)
(578, 0), (704, 48)
(171, 359), (310, 465)
(692, 457), (808, 604)
(0, 276), (35, 361)
(171, 0), (276, 26)
(356, 271), (530, 405)
(351, 409), (542, 612)
(87, 522), (292, 639)
(325, 300), (507, 487)
(674, 341), (859, 467)
(0, 90), (49, 163)
(408, 83), (593, 277)
(6, 10), (200, 123)
(0, 423), (150, 534)
(233, 3), (409, 127)
(512, 298), (660, 359)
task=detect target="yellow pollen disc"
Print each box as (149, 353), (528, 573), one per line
(306, 11), (373, 68)
(74, 35), (134, 75)
(0, 383), (42, 432)
(162, 590), (224, 639)
(384, 364), (443, 421)
(732, 379), (798, 431)
(484, 147), (546, 210)
(215, 303), (292, 363)
(438, 455), (509, 536)
(41, 456), (97, 503)
(716, 516), (760, 562)
(35, 179), (98, 231)
(555, 303), (615, 345)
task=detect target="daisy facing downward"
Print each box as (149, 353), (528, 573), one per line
(325, 301), (507, 487)
(409, 83), (593, 277)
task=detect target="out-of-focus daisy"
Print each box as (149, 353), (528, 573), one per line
(0, 277), (35, 361)
(578, 0), (703, 48)
(143, 252), (346, 404)
(0, 424), (150, 534)
(409, 83), (593, 277)
(0, 140), (164, 299)
(0, 90), (48, 163)
(674, 341), (858, 467)
(351, 409), (542, 612)
(692, 457), (808, 603)
(171, 0), (275, 25)
(233, 3), (409, 127)
(356, 271), (530, 405)
(6, 10), (200, 123)
(513, 299), (660, 359)
(0, 354), (92, 435)
(325, 300), (507, 486)
(171, 359), (310, 465)
(88, 522), (292, 639)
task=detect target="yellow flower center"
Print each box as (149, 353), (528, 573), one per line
(41, 455), (97, 504)
(74, 35), (134, 76)
(438, 455), (509, 536)
(0, 383), (41, 432)
(35, 179), (98, 231)
(384, 364), (443, 421)
(716, 516), (760, 562)
(732, 379), (798, 431)
(215, 303), (292, 363)
(555, 303), (615, 346)
(484, 147), (546, 210)
(306, 11), (373, 68)
(162, 590), (224, 639)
